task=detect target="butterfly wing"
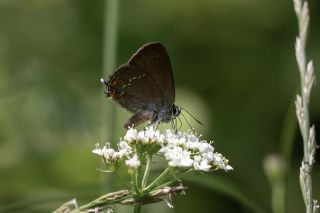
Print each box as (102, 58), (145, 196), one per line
(105, 42), (176, 128)
(107, 64), (163, 113)
(128, 42), (175, 109)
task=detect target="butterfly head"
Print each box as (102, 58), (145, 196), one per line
(100, 78), (116, 97)
(171, 104), (181, 118)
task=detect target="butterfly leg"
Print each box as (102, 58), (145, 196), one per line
(171, 117), (178, 133)
(147, 118), (161, 130)
(124, 110), (153, 129)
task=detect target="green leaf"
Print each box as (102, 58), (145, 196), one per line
(183, 173), (268, 213)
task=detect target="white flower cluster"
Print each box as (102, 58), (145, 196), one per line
(160, 130), (232, 171)
(93, 127), (232, 172)
(123, 127), (165, 144)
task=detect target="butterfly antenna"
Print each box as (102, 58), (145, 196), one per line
(177, 115), (183, 131)
(180, 106), (203, 125)
(180, 111), (195, 132)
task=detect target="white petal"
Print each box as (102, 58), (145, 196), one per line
(125, 155), (141, 169)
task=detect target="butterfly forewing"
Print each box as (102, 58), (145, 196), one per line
(128, 42), (175, 108)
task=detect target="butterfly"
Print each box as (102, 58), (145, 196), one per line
(101, 42), (181, 129)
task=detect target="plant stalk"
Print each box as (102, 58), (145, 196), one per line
(145, 167), (172, 191)
(142, 154), (152, 189)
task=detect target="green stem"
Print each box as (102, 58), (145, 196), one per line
(134, 205), (142, 213)
(145, 167), (172, 191)
(151, 170), (193, 191)
(101, 0), (119, 142)
(70, 191), (134, 212)
(133, 171), (139, 194)
(134, 153), (144, 193)
(142, 154), (152, 189)
(152, 179), (177, 190)
(100, 0), (119, 197)
(271, 182), (285, 213)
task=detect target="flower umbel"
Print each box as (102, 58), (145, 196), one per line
(89, 127), (233, 211)
(93, 127), (232, 173)
(56, 127), (232, 212)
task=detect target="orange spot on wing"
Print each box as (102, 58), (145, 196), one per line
(106, 87), (117, 97)
(111, 80), (118, 86)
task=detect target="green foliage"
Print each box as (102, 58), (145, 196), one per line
(0, 0), (319, 212)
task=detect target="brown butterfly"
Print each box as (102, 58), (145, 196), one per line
(101, 42), (181, 129)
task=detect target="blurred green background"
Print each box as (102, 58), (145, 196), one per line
(0, 0), (320, 212)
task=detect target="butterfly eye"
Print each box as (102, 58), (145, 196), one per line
(172, 105), (181, 116)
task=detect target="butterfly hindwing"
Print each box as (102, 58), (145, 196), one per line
(107, 64), (163, 113)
